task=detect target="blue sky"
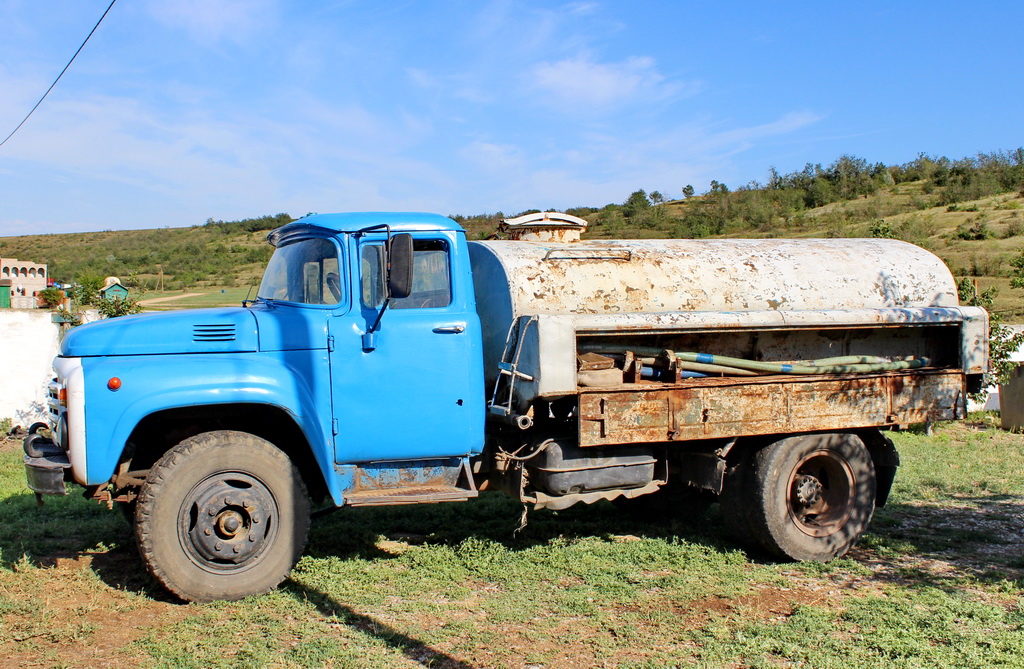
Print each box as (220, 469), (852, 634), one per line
(0, 1), (1021, 236)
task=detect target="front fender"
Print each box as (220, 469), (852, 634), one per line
(79, 352), (337, 499)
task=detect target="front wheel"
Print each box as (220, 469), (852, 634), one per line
(135, 431), (310, 602)
(748, 433), (876, 561)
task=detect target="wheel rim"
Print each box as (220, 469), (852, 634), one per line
(178, 472), (279, 573)
(786, 449), (856, 538)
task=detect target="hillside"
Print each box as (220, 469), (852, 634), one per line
(2, 153), (1023, 320)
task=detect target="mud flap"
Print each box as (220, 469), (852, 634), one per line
(857, 429), (900, 507)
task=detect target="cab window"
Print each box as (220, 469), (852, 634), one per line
(360, 239), (451, 309)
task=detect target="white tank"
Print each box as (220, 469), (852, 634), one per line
(467, 234), (983, 405)
(469, 237), (958, 317)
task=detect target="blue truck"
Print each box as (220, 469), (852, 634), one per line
(25, 211), (988, 601)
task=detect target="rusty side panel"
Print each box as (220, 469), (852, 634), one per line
(578, 370), (964, 447)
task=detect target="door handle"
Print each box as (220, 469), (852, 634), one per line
(432, 325), (465, 334)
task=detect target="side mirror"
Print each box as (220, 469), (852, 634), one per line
(388, 233), (413, 299)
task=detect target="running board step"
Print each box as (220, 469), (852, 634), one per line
(345, 485), (478, 507)
(341, 456), (478, 507)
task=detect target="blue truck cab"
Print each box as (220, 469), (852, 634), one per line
(26, 213), (486, 601)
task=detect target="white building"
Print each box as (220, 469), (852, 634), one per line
(0, 258), (48, 309)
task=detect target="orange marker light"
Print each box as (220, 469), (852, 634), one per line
(107, 377), (122, 391)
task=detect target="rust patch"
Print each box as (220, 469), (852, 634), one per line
(579, 369), (964, 447)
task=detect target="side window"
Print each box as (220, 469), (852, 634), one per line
(360, 239), (452, 310)
(393, 239), (451, 309)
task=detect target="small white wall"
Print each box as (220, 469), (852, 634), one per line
(0, 310), (61, 426)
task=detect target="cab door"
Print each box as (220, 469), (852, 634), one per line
(329, 230), (484, 463)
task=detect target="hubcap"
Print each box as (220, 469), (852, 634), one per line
(787, 450), (855, 538)
(179, 473), (278, 572)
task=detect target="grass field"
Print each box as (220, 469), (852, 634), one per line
(1, 419), (1022, 668)
(137, 287), (255, 311)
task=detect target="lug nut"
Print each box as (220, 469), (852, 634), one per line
(204, 528), (212, 536)
(214, 542), (222, 551)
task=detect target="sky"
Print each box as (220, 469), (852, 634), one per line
(0, 1), (1021, 236)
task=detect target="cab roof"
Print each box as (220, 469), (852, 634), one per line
(268, 212), (464, 246)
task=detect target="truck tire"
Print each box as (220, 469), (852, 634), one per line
(747, 433), (875, 561)
(135, 431), (310, 602)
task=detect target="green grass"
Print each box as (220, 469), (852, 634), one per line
(1, 421), (1023, 667)
(138, 286), (256, 311)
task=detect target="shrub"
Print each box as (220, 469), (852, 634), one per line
(869, 220), (896, 239)
(97, 296), (143, 319)
(1002, 220), (1024, 239)
(38, 287), (65, 309)
(955, 220), (994, 240)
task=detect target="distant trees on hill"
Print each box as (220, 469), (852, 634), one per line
(202, 213), (294, 235)
(581, 149), (1024, 240)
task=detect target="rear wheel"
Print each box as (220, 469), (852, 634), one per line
(748, 433), (875, 561)
(135, 430), (310, 602)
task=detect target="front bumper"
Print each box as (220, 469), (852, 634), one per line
(24, 434), (71, 496)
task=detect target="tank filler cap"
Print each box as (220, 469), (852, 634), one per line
(500, 211), (589, 242)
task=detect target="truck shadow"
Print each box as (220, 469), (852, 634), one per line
(280, 580), (476, 669)
(305, 490), (731, 560)
(859, 493), (1024, 589)
(308, 491), (1024, 591)
(2, 488), (1020, 600)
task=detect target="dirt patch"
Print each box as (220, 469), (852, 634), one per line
(666, 582), (840, 631)
(1, 551), (189, 669)
(137, 292), (204, 306)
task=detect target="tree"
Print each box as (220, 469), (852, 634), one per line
(681, 184), (695, 199)
(957, 278), (1024, 391)
(623, 189), (652, 218)
(69, 274), (104, 307)
(650, 191), (664, 204)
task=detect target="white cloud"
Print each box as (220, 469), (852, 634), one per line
(145, 0), (276, 43)
(459, 141), (525, 173)
(528, 55), (698, 112)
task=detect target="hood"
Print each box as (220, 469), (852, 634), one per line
(60, 308), (259, 358)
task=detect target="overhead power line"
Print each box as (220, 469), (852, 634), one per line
(0, 0), (118, 150)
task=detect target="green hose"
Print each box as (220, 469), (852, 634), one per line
(580, 344), (929, 376)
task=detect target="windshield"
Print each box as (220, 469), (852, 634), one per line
(258, 237), (341, 305)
